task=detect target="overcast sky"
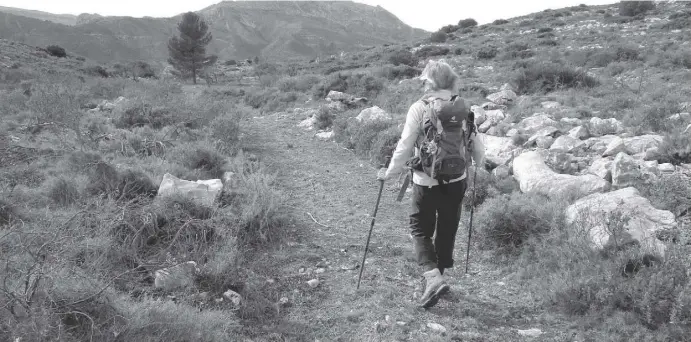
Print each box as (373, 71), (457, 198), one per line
(0, 0), (618, 31)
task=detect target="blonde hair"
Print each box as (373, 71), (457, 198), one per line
(419, 59), (460, 92)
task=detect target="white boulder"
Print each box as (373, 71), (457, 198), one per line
(356, 106), (391, 123)
(550, 135), (585, 153)
(157, 173), (223, 206)
(565, 187), (674, 257)
(513, 151), (610, 199)
(486, 89), (517, 106)
(587, 117), (625, 137)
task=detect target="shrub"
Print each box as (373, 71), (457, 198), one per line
(638, 172), (691, 217)
(538, 39), (559, 46)
(225, 59), (237, 66)
(662, 16), (691, 30)
(671, 50), (691, 69)
(209, 114), (241, 152)
(315, 107), (335, 130)
(493, 19), (509, 25)
(458, 18), (478, 28)
(67, 150), (102, 172)
(0, 198), (18, 226)
(619, 1), (655, 17)
(377, 64), (420, 80)
(414, 46), (450, 59)
(177, 146), (227, 179)
(537, 31), (556, 39)
(476, 192), (566, 255)
(429, 31), (448, 43)
(454, 48), (465, 55)
(370, 125), (402, 165)
(312, 73), (384, 100)
(333, 116), (396, 161)
(82, 65), (110, 78)
(513, 61), (599, 94)
(46, 45), (67, 57)
(115, 103), (175, 129)
(657, 131), (691, 166)
(388, 49), (417, 67)
(476, 46), (499, 59)
(47, 177), (80, 207)
(86, 162), (157, 200)
(538, 27), (554, 33)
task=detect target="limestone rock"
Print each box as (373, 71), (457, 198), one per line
(565, 187), (675, 257)
(517, 114), (558, 135)
(585, 135), (620, 154)
(541, 101), (561, 109)
(486, 89), (517, 106)
(470, 105), (487, 125)
(513, 151), (610, 199)
(623, 135), (664, 155)
(587, 117), (625, 137)
(356, 106), (391, 123)
(157, 173), (223, 207)
(315, 131), (334, 141)
(524, 126), (559, 147)
(587, 157), (613, 181)
(602, 136), (626, 157)
(568, 125), (590, 140)
(536, 136), (555, 149)
(550, 135), (585, 153)
(611, 152), (642, 188)
(482, 134), (520, 167)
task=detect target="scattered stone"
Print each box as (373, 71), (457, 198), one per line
(505, 128), (519, 138)
(157, 173), (223, 207)
(568, 125), (590, 140)
(396, 321), (407, 326)
(587, 117), (625, 137)
(478, 120), (493, 133)
(659, 163), (675, 173)
(585, 135), (620, 154)
(307, 279), (320, 288)
(98, 96), (127, 112)
(668, 112), (691, 122)
(471, 106), (487, 125)
(315, 268), (326, 274)
(541, 101), (560, 109)
(279, 297), (290, 306)
(485, 109), (506, 125)
(517, 114), (558, 135)
(154, 261), (199, 291)
(587, 157), (613, 181)
(326, 90), (367, 107)
(524, 126), (559, 147)
(326, 101), (347, 112)
(492, 165), (511, 179)
(643, 147), (661, 161)
(611, 152), (643, 188)
(602, 136), (626, 157)
(550, 135), (585, 153)
(536, 136), (555, 149)
(356, 106), (391, 123)
(565, 187), (675, 257)
(561, 117), (583, 126)
(482, 134), (520, 167)
(487, 89), (517, 106)
(427, 322), (447, 334)
(298, 117), (317, 130)
(481, 102), (506, 111)
(223, 289), (242, 307)
(623, 135), (664, 155)
(513, 151), (610, 199)
(315, 131), (334, 141)
(517, 328), (543, 337)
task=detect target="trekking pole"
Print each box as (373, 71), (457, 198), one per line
(357, 156), (391, 290)
(465, 164), (479, 274)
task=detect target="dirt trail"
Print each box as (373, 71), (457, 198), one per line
(240, 110), (570, 341)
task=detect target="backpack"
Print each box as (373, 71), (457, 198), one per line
(407, 92), (475, 183)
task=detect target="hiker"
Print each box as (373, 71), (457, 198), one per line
(377, 59), (485, 308)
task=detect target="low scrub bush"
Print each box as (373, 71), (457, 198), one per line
(0, 198), (18, 226)
(619, 1), (655, 17)
(277, 74), (321, 92)
(538, 39), (559, 46)
(538, 27), (554, 33)
(312, 72), (385, 100)
(476, 191), (566, 255)
(209, 113), (241, 153)
(638, 172), (691, 217)
(85, 162), (157, 200)
(47, 177), (80, 207)
(175, 145), (227, 179)
(493, 19), (509, 25)
(458, 18), (478, 28)
(333, 116), (398, 162)
(513, 61), (599, 94)
(414, 46), (450, 59)
(388, 49), (417, 67)
(657, 131), (691, 166)
(46, 45), (66, 57)
(476, 46), (499, 60)
(315, 107), (335, 130)
(429, 31), (448, 43)
(662, 16), (691, 30)
(376, 64), (420, 80)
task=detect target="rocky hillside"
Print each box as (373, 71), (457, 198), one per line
(0, 5), (77, 25)
(0, 1), (428, 63)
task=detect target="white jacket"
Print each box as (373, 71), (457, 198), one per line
(384, 95), (486, 187)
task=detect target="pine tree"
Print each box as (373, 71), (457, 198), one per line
(167, 12), (217, 84)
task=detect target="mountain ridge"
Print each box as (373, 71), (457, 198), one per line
(0, 1), (428, 64)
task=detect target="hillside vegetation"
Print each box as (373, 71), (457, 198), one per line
(2, 1), (691, 341)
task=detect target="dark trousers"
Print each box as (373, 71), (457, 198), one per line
(409, 179), (468, 273)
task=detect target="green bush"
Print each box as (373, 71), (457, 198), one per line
(0, 198), (18, 226)
(538, 27), (554, 33)
(315, 107), (335, 130)
(429, 31), (448, 43)
(115, 103), (175, 129)
(493, 19), (509, 25)
(538, 39), (559, 46)
(177, 146), (227, 179)
(312, 72), (385, 100)
(657, 131), (691, 166)
(209, 114), (241, 152)
(619, 1), (655, 17)
(46, 45), (66, 57)
(85, 162), (157, 200)
(476, 46), (499, 59)
(376, 64), (420, 80)
(458, 18), (478, 28)
(388, 49), (417, 67)
(476, 192), (566, 255)
(414, 46), (450, 59)
(333, 116), (397, 161)
(513, 61), (599, 94)
(47, 177), (80, 207)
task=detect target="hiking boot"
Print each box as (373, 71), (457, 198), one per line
(419, 268), (449, 309)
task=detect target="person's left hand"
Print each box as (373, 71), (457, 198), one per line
(376, 168), (388, 181)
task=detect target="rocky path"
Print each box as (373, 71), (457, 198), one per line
(239, 110), (574, 342)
